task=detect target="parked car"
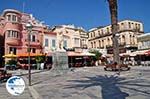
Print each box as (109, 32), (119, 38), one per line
(104, 63), (130, 71)
(0, 69), (12, 82)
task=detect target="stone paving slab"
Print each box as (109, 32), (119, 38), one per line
(1, 66), (150, 99)
(30, 66), (150, 99)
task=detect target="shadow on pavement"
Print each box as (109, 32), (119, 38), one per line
(64, 75), (129, 99)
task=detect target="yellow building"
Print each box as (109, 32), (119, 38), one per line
(88, 20), (144, 54)
(52, 25), (88, 50)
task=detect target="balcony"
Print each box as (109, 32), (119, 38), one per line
(119, 42), (126, 46)
(106, 45), (112, 48)
(24, 39), (41, 46)
(6, 37), (20, 45)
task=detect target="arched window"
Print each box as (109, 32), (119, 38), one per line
(91, 42), (93, 48)
(122, 35), (125, 44)
(107, 28), (109, 34)
(99, 40), (101, 48)
(94, 41), (96, 48)
(102, 40), (104, 47)
(130, 35), (132, 44)
(107, 38), (110, 45)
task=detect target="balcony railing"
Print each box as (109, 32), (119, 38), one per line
(24, 39), (40, 46)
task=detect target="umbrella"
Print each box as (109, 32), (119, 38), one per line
(145, 50), (150, 55)
(3, 53), (17, 58)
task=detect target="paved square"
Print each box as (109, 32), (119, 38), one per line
(1, 66), (150, 99)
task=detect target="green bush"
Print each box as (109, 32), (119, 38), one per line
(6, 60), (17, 65)
(35, 55), (45, 63)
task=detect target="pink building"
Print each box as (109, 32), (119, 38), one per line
(0, 9), (49, 57)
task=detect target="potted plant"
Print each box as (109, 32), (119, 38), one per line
(35, 55), (45, 70)
(6, 59), (17, 70)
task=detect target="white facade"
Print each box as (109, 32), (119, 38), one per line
(52, 25), (81, 49)
(43, 33), (57, 53)
(137, 33), (150, 50)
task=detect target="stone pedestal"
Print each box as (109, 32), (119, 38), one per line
(51, 51), (69, 75)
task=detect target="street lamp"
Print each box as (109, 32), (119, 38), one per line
(25, 23), (33, 86)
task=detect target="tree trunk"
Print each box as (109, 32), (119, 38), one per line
(107, 0), (120, 64)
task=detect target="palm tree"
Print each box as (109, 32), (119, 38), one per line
(107, 0), (120, 64)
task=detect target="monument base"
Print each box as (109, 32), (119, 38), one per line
(51, 51), (69, 75)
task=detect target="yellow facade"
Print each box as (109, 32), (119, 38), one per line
(88, 20), (144, 53)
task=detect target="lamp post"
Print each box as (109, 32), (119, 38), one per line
(25, 23), (33, 86)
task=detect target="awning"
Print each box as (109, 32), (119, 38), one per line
(145, 50), (150, 55)
(67, 52), (82, 56)
(17, 53), (44, 57)
(120, 53), (130, 57)
(131, 50), (149, 55)
(67, 51), (95, 57)
(81, 52), (95, 56)
(3, 53), (17, 58)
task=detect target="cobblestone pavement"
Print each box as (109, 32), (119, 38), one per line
(1, 66), (150, 99)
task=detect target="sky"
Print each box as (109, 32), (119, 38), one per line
(0, 0), (150, 32)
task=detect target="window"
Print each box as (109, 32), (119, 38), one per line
(93, 32), (95, 37)
(7, 30), (19, 38)
(30, 35), (36, 42)
(32, 48), (36, 53)
(107, 38), (110, 45)
(45, 39), (49, 47)
(107, 28), (109, 34)
(7, 15), (11, 21)
(101, 29), (103, 35)
(91, 33), (93, 38)
(135, 23), (138, 29)
(138, 24), (141, 30)
(29, 48), (36, 53)
(52, 39), (56, 47)
(128, 22), (131, 28)
(99, 40), (101, 48)
(122, 35), (125, 44)
(98, 31), (100, 36)
(12, 15), (17, 22)
(9, 47), (16, 54)
(74, 38), (79, 45)
(94, 41), (96, 48)
(102, 40), (104, 47)
(63, 40), (67, 48)
(91, 42), (93, 48)
(7, 30), (11, 37)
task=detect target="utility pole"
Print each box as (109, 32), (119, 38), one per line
(107, 0), (120, 64)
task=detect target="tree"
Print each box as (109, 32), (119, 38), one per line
(107, 0), (120, 64)
(89, 49), (102, 61)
